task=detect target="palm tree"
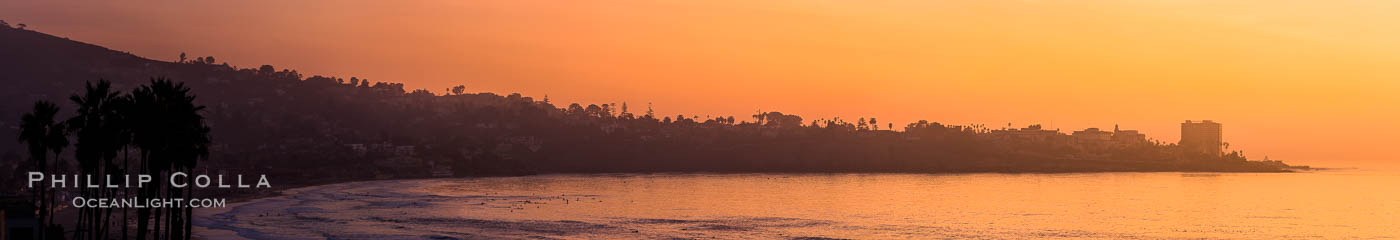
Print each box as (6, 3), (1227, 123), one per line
(68, 80), (127, 240)
(130, 78), (211, 240)
(130, 79), (161, 240)
(161, 80), (210, 240)
(18, 100), (65, 240)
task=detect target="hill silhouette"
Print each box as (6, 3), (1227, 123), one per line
(0, 25), (1298, 190)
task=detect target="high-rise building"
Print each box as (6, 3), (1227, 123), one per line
(1180, 120), (1223, 156)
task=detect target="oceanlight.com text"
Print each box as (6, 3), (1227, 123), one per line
(71, 197), (227, 208)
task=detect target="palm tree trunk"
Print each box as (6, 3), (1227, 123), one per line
(122, 149), (130, 240)
(98, 189), (107, 240)
(136, 150), (150, 240)
(81, 169), (91, 240)
(100, 170), (113, 240)
(184, 184), (193, 240)
(168, 183), (174, 240)
(36, 160), (46, 240)
(86, 164), (94, 240)
(152, 172), (162, 240)
(49, 153), (59, 238)
(153, 200), (161, 240)
(83, 165), (93, 240)
(164, 171), (173, 240)
(94, 164), (103, 240)
(76, 192), (85, 240)
(174, 183), (185, 240)
(163, 179), (173, 240)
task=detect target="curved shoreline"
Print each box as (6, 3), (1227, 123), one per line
(190, 170), (1322, 239)
(192, 181), (375, 240)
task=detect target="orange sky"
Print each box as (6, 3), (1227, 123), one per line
(3, 0), (1397, 166)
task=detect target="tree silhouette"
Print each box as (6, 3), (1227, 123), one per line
(585, 104), (604, 118)
(67, 80), (129, 239)
(129, 78), (211, 240)
(567, 103), (584, 116)
(258, 65), (276, 75)
(410, 89), (435, 96)
(18, 100), (66, 240)
(645, 102), (655, 119)
(451, 85), (466, 95)
(619, 102), (633, 119)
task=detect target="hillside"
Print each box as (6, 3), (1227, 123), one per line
(0, 26), (1298, 190)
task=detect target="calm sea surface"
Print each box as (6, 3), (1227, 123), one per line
(194, 170), (1400, 239)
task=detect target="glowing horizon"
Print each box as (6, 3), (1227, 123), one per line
(2, 0), (1397, 165)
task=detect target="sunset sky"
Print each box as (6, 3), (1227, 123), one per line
(3, 0), (1397, 166)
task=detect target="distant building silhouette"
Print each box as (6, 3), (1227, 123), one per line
(1180, 120), (1223, 156)
(992, 124), (1061, 141)
(1111, 124), (1147, 143)
(1073, 125), (1147, 146)
(1072, 127), (1113, 142)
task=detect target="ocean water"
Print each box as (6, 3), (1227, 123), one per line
(193, 170), (1400, 239)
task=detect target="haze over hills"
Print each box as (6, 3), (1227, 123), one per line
(0, 25), (1297, 190)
